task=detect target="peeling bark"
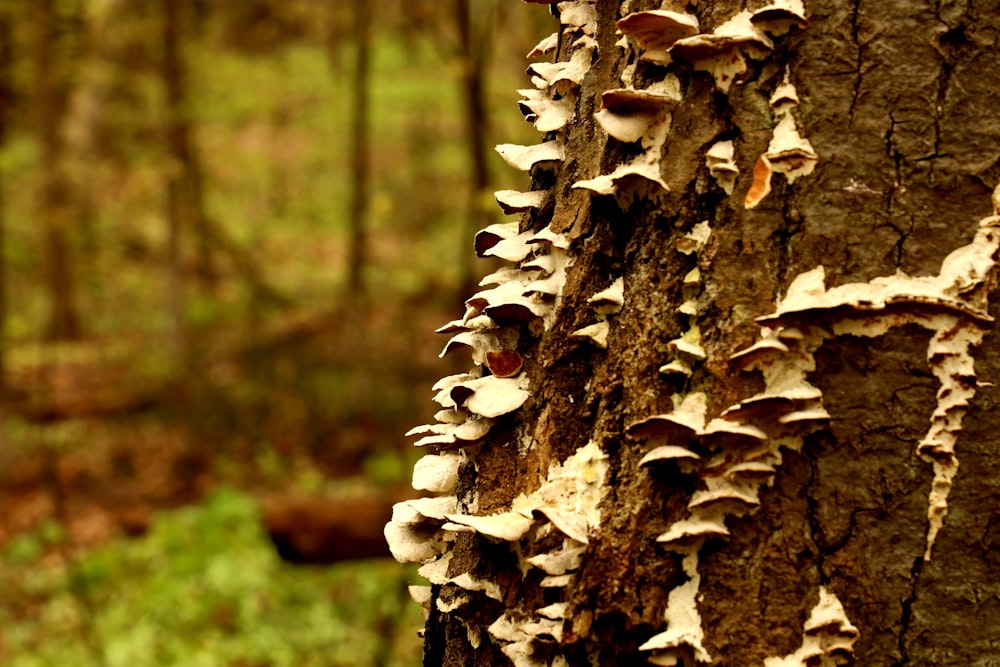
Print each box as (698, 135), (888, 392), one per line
(390, 1), (1000, 664)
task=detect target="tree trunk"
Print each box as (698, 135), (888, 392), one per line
(162, 0), (216, 296)
(454, 0), (495, 308)
(346, 0), (371, 303)
(161, 0), (191, 368)
(35, 0), (83, 342)
(387, 1), (1000, 665)
(0, 11), (10, 393)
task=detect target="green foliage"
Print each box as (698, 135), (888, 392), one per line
(0, 490), (423, 667)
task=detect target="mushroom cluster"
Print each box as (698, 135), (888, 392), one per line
(387, 3), (610, 665)
(763, 588), (860, 666)
(659, 221), (712, 377)
(745, 67), (818, 208)
(571, 276), (625, 348)
(617, 2), (805, 93)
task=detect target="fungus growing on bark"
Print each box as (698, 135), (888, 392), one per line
(496, 140), (565, 171)
(440, 330), (500, 365)
(632, 394), (708, 470)
(769, 76), (800, 114)
(384, 496), (458, 564)
(615, 9), (699, 64)
(639, 445), (702, 467)
(668, 330), (707, 361)
(486, 349), (524, 378)
(520, 95), (575, 132)
(744, 155), (773, 209)
(687, 479), (761, 512)
(573, 161), (669, 199)
(475, 222), (535, 262)
(639, 551), (712, 666)
(576, 109), (672, 203)
(728, 333), (790, 368)
(745, 114), (818, 209)
(412, 453), (462, 494)
(676, 221), (712, 255)
(526, 540), (586, 575)
(746, 209), (1000, 559)
(406, 415), (495, 450)
(570, 320), (610, 348)
(763, 588), (859, 666)
(450, 375), (531, 419)
(594, 81), (681, 143)
(527, 32), (559, 58)
(557, 1), (597, 37)
(588, 277), (625, 314)
(495, 189), (549, 215)
(705, 140), (738, 194)
(669, 11), (773, 92)
(443, 511), (535, 542)
(699, 418), (768, 449)
(659, 359), (693, 377)
(751, 0), (808, 36)
(763, 114), (818, 183)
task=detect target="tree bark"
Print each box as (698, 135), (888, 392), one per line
(388, 1), (1000, 665)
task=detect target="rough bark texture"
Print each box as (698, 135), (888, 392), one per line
(392, 1), (1000, 665)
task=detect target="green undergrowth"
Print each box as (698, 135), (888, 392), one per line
(0, 489), (423, 667)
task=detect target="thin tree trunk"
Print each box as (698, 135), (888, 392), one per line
(390, 1), (1000, 664)
(454, 0), (494, 310)
(161, 0), (215, 295)
(35, 0), (82, 342)
(161, 0), (190, 367)
(346, 1), (371, 303)
(0, 12), (10, 394)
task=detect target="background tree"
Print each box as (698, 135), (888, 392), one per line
(389, 1), (1000, 665)
(34, 0), (82, 341)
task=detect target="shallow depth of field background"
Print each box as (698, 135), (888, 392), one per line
(0, 1), (549, 665)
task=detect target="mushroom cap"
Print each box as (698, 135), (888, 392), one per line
(444, 511), (534, 542)
(570, 320), (611, 348)
(601, 87), (681, 115)
(751, 0), (808, 33)
(723, 461), (776, 481)
(450, 376), (530, 418)
(628, 412), (703, 443)
(656, 516), (730, 545)
(534, 506), (591, 544)
(616, 10), (699, 52)
(495, 140), (564, 171)
(668, 337), (708, 360)
(700, 418), (769, 448)
(687, 486), (760, 511)
(495, 189), (548, 215)
(640, 445), (703, 466)
(573, 161), (670, 197)
(588, 277), (625, 313)
(474, 222), (520, 256)
(486, 349), (524, 378)
(728, 336), (790, 367)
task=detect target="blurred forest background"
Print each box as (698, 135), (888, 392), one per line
(0, 0), (549, 664)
